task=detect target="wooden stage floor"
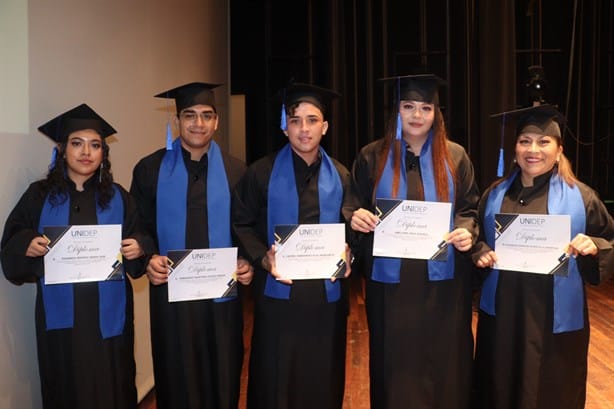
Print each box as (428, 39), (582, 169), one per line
(139, 276), (613, 409)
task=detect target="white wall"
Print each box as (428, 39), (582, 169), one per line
(0, 0), (230, 406)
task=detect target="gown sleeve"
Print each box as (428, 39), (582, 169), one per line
(1, 182), (47, 284)
(344, 144), (379, 262)
(576, 183), (614, 285)
(332, 159), (356, 263)
(129, 153), (163, 279)
(468, 187), (496, 283)
(117, 185), (150, 279)
(449, 143), (480, 240)
(231, 159), (271, 266)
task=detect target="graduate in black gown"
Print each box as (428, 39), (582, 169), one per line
(130, 82), (253, 409)
(232, 83), (353, 409)
(1, 104), (146, 409)
(348, 75), (479, 409)
(471, 104), (614, 409)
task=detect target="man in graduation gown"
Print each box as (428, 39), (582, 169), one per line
(232, 83), (353, 409)
(1, 104), (146, 409)
(130, 82), (253, 409)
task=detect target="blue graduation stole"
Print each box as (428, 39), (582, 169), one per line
(38, 185), (125, 339)
(266, 144), (344, 302)
(157, 138), (234, 301)
(372, 133), (455, 283)
(480, 170), (586, 333)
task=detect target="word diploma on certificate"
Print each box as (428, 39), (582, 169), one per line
(494, 213), (571, 275)
(167, 247), (238, 302)
(372, 199), (452, 260)
(274, 223), (348, 280)
(44, 224), (123, 284)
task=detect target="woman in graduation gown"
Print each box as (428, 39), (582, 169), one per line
(348, 75), (479, 409)
(232, 83), (353, 409)
(471, 104), (614, 409)
(1, 104), (146, 409)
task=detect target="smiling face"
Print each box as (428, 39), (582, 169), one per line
(284, 101), (328, 164)
(176, 104), (219, 160)
(64, 129), (104, 187)
(399, 100), (435, 142)
(515, 132), (563, 185)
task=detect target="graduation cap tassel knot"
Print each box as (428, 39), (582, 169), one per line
(166, 121), (173, 151)
(280, 103), (287, 131)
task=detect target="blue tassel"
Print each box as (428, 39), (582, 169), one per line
(497, 148), (504, 177)
(280, 103), (287, 131)
(395, 78), (402, 141)
(497, 113), (507, 177)
(49, 147), (58, 170)
(166, 121), (173, 150)
(395, 112), (402, 140)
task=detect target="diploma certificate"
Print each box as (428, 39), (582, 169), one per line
(44, 224), (123, 284)
(372, 199), (452, 260)
(274, 223), (347, 280)
(494, 213), (571, 275)
(167, 247), (238, 302)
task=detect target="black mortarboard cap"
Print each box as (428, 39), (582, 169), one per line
(37, 103), (117, 143)
(279, 82), (341, 130)
(154, 82), (221, 113)
(283, 83), (340, 115)
(491, 104), (565, 137)
(380, 74), (445, 105)
(490, 104), (566, 176)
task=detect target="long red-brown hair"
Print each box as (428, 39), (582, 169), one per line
(373, 105), (457, 202)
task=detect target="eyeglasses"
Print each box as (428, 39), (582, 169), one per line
(179, 111), (217, 123)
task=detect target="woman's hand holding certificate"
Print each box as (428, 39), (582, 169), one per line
(372, 199), (452, 260)
(44, 224), (123, 284)
(494, 213), (571, 275)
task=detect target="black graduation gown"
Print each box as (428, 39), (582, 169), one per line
(349, 138), (480, 409)
(130, 146), (246, 409)
(1, 178), (141, 409)
(471, 171), (614, 409)
(232, 149), (353, 409)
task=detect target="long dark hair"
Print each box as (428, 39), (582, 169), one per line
(373, 104), (457, 202)
(41, 139), (115, 209)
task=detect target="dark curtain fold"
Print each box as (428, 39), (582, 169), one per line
(477, 0), (517, 188)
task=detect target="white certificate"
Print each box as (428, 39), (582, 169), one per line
(44, 224), (123, 284)
(494, 213), (571, 275)
(167, 247), (238, 302)
(274, 223), (347, 280)
(372, 199), (452, 260)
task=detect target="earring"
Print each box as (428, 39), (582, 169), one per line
(99, 163), (104, 183)
(513, 158), (517, 163)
